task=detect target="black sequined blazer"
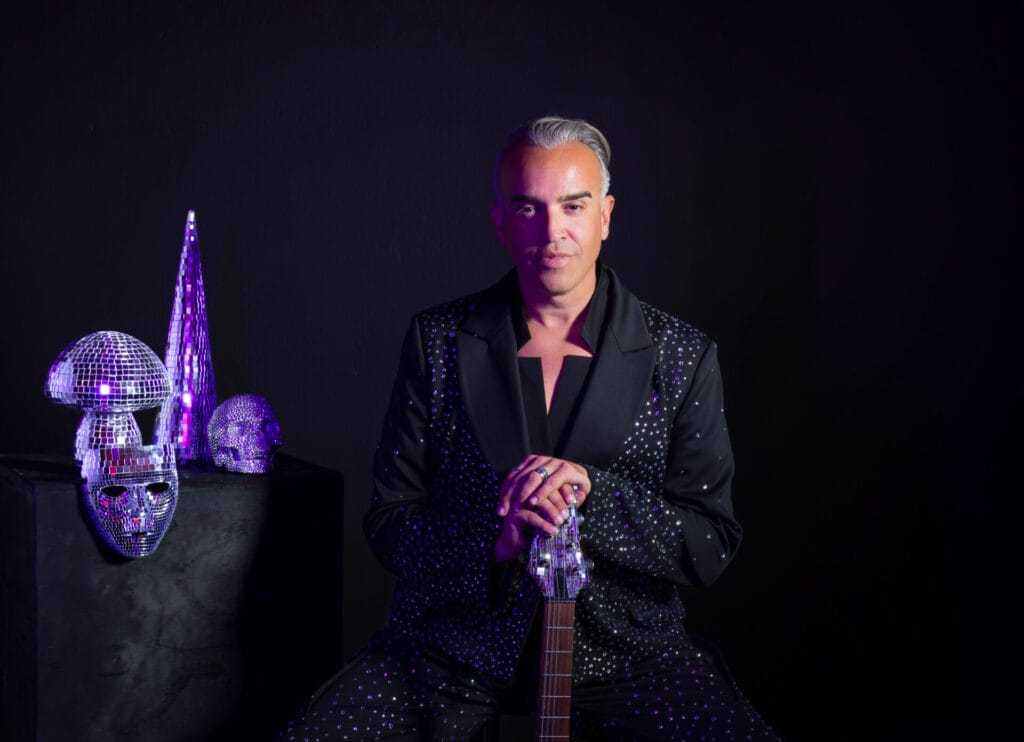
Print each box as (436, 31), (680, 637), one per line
(364, 264), (742, 685)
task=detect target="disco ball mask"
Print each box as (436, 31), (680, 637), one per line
(81, 444), (178, 558)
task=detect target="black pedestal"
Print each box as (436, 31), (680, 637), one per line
(0, 453), (345, 742)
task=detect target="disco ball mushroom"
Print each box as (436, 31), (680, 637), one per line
(45, 331), (172, 463)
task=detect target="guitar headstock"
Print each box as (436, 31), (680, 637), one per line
(527, 488), (589, 602)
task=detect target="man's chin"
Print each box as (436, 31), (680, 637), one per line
(538, 273), (590, 299)
(520, 263), (592, 294)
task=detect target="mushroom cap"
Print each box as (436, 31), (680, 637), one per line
(45, 331), (171, 412)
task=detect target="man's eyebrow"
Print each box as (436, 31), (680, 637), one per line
(509, 191), (593, 203)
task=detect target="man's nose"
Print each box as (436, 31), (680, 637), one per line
(541, 207), (565, 243)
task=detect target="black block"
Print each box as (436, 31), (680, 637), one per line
(1, 453), (345, 742)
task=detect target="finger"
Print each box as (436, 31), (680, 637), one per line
(533, 469), (592, 525)
(527, 459), (581, 506)
(566, 462), (591, 496)
(499, 456), (591, 516)
(495, 513), (531, 562)
(515, 507), (559, 536)
(497, 457), (553, 515)
(509, 457), (556, 508)
(497, 465), (524, 516)
(565, 480), (590, 508)
(532, 490), (569, 526)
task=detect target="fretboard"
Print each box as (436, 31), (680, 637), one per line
(536, 600), (576, 741)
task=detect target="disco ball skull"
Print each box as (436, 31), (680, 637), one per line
(207, 393), (282, 473)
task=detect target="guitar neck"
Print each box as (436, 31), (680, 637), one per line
(528, 490), (587, 741)
(536, 600), (576, 741)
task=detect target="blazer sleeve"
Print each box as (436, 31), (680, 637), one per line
(580, 340), (743, 587)
(362, 316), (500, 599)
(362, 316), (436, 576)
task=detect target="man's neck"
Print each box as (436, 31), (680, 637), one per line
(518, 271), (597, 342)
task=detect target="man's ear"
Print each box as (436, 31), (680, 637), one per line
(601, 194), (615, 240)
(490, 202), (506, 245)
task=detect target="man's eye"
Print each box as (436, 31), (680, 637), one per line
(564, 203), (583, 213)
(514, 205), (536, 216)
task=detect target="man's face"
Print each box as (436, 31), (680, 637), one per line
(492, 142), (614, 302)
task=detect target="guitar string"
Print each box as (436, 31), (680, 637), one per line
(539, 602), (573, 738)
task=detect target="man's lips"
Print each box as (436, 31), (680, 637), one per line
(539, 253), (573, 267)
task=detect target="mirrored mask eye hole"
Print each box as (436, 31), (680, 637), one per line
(100, 485), (128, 497)
(146, 481), (171, 494)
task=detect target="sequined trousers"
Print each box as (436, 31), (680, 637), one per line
(276, 631), (781, 741)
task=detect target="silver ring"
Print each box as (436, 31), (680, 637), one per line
(534, 466), (550, 481)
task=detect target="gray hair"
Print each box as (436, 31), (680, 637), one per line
(493, 116), (612, 199)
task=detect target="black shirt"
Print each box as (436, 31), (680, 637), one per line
(512, 265), (610, 455)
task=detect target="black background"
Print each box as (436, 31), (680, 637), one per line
(2, 2), (1018, 739)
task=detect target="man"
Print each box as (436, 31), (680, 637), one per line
(280, 117), (779, 740)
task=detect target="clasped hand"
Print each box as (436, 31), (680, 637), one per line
(494, 455), (591, 563)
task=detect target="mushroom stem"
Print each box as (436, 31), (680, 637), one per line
(74, 412), (142, 464)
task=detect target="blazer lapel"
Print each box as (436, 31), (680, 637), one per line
(561, 268), (656, 468)
(456, 271), (531, 476)
(456, 266), (656, 474)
